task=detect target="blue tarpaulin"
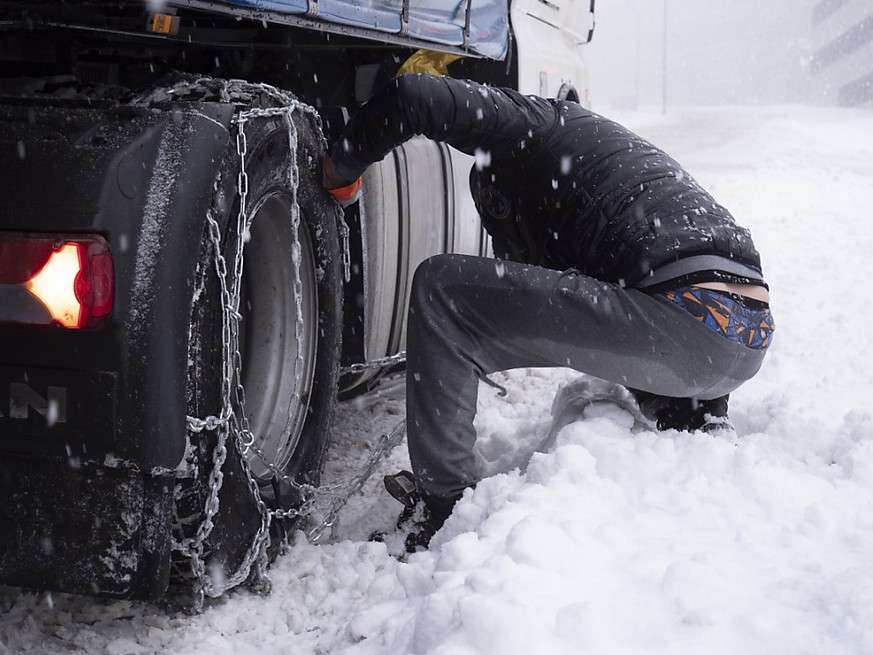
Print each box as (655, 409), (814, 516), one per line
(221, 0), (509, 59)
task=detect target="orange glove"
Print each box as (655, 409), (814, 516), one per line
(323, 152), (363, 207)
(327, 177), (363, 207)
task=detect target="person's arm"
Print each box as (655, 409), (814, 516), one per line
(325, 73), (557, 185)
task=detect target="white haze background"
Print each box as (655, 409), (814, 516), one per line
(587, 0), (817, 109)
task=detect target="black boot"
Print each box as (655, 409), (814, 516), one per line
(378, 471), (456, 553)
(656, 395), (730, 432)
(631, 390), (731, 433)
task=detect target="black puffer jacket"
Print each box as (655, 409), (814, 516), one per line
(332, 73), (766, 290)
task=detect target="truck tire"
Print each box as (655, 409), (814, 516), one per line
(171, 95), (342, 601)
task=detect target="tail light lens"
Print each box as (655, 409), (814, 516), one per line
(0, 233), (114, 330)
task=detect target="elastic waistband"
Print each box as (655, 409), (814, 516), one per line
(637, 255), (764, 289)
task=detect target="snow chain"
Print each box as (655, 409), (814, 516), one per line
(174, 78), (405, 610)
(340, 350), (407, 376)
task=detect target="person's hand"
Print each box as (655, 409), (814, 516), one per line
(323, 152), (362, 207)
(322, 152), (346, 189)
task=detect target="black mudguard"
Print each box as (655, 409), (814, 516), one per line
(0, 97), (235, 598)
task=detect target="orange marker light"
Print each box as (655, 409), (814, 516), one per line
(149, 13), (180, 36)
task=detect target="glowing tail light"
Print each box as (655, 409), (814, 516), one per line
(0, 233), (114, 329)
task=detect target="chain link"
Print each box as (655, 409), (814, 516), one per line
(341, 351), (407, 375)
(337, 212), (352, 283)
(186, 415), (228, 433)
(306, 419), (406, 542)
(175, 78), (404, 609)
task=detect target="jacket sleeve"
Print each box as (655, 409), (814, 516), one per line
(330, 73), (557, 181)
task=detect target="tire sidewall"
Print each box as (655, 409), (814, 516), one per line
(236, 110), (342, 494)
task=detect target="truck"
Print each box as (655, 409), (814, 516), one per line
(0, 0), (595, 603)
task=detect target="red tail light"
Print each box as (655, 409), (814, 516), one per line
(0, 233), (114, 329)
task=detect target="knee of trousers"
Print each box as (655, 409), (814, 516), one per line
(410, 254), (467, 315)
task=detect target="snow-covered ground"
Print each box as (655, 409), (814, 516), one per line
(3, 104), (873, 654)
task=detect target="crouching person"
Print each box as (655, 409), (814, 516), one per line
(323, 74), (774, 552)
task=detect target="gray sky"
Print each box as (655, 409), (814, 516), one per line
(584, 0), (816, 110)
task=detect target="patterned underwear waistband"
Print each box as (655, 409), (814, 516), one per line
(659, 287), (775, 350)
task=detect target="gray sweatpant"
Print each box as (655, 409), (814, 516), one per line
(405, 254), (767, 508)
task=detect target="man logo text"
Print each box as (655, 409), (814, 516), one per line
(0, 384), (67, 425)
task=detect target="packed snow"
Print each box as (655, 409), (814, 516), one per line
(2, 104), (873, 654)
